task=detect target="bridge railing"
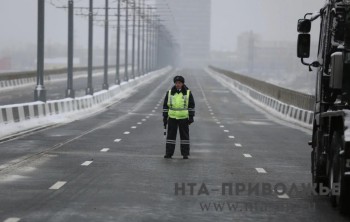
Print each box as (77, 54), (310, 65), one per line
(207, 66), (315, 129)
(209, 66), (315, 111)
(0, 66), (172, 139)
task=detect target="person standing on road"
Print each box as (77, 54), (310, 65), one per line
(163, 76), (195, 159)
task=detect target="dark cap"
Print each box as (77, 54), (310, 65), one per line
(173, 76), (185, 83)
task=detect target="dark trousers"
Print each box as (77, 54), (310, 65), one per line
(166, 117), (190, 157)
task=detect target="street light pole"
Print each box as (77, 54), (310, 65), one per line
(34, 0), (46, 102)
(86, 0), (94, 95)
(137, 0), (141, 77)
(124, 0), (129, 82)
(131, 1), (136, 79)
(116, 0), (121, 85)
(145, 8), (150, 73)
(66, 0), (75, 98)
(141, 0), (145, 75)
(103, 0), (109, 90)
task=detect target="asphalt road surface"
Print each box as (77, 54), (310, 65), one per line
(0, 69), (349, 222)
(0, 68), (130, 106)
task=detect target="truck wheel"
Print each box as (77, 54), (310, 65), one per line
(329, 132), (350, 214)
(312, 150), (328, 193)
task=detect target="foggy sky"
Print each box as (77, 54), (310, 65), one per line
(0, 0), (325, 54)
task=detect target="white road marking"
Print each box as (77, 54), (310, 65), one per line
(131, 126), (137, 129)
(243, 154), (252, 158)
(81, 161), (93, 166)
(220, 125), (225, 128)
(208, 106), (212, 109)
(216, 122), (221, 124)
(146, 116), (150, 119)
(209, 109), (212, 112)
(235, 143), (242, 147)
(101, 148), (110, 152)
(114, 139), (122, 142)
(124, 131), (130, 135)
(229, 136), (235, 139)
(152, 110), (155, 112)
(137, 122), (142, 125)
(49, 181), (67, 190)
(4, 218), (20, 222)
(210, 113), (214, 115)
(142, 119), (146, 121)
(224, 130), (229, 133)
(255, 168), (267, 174)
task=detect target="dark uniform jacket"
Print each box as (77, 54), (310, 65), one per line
(163, 85), (195, 118)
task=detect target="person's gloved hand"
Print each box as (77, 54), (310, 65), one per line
(163, 116), (168, 126)
(188, 116), (194, 125)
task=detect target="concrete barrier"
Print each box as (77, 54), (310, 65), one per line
(0, 67), (172, 138)
(206, 67), (313, 129)
(0, 65), (129, 90)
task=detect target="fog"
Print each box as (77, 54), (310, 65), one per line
(0, 0), (327, 93)
(211, 0), (323, 51)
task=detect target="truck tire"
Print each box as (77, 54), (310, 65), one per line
(329, 131), (350, 214)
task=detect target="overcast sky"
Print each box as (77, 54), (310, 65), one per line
(0, 0), (324, 53)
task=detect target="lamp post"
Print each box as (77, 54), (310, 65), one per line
(116, 0), (121, 85)
(137, 0), (141, 76)
(131, 0), (136, 79)
(124, 0), (129, 82)
(34, 0), (46, 102)
(86, 0), (94, 95)
(66, 0), (75, 98)
(103, 0), (109, 90)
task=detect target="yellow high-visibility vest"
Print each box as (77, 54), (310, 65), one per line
(167, 90), (190, 119)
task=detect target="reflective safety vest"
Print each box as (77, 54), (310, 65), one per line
(167, 89), (190, 119)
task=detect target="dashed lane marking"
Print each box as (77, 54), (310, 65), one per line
(235, 143), (242, 147)
(220, 125), (225, 128)
(146, 116), (150, 118)
(101, 148), (110, 152)
(49, 181), (67, 190)
(142, 119), (147, 121)
(4, 218), (20, 222)
(216, 122), (221, 124)
(81, 161), (93, 166)
(131, 126), (137, 129)
(229, 136), (235, 139)
(114, 139), (122, 142)
(243, 154), (252, 158)
(224, 130), (229, 133)
(255, 168), (267, 174)
(124, 131), (130, 135)
(137, 122), (142, 125)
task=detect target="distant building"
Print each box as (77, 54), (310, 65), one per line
(156, 0), (211, 68)
(0, 57), (12, 71)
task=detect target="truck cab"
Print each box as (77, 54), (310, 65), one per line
(297, 0), (350, 213)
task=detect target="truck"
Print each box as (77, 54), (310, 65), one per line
(297, 0), (350, 213)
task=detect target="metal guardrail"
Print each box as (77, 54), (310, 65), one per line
(209, 66), (315, 111)
(0, 65), (117, 81)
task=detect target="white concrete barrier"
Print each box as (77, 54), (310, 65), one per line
(0, 67), (172, 138)
(206, 68), (313, 129)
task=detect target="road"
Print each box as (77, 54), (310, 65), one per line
(0, 68), (130, 106)
(0, 69), (349, 222)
